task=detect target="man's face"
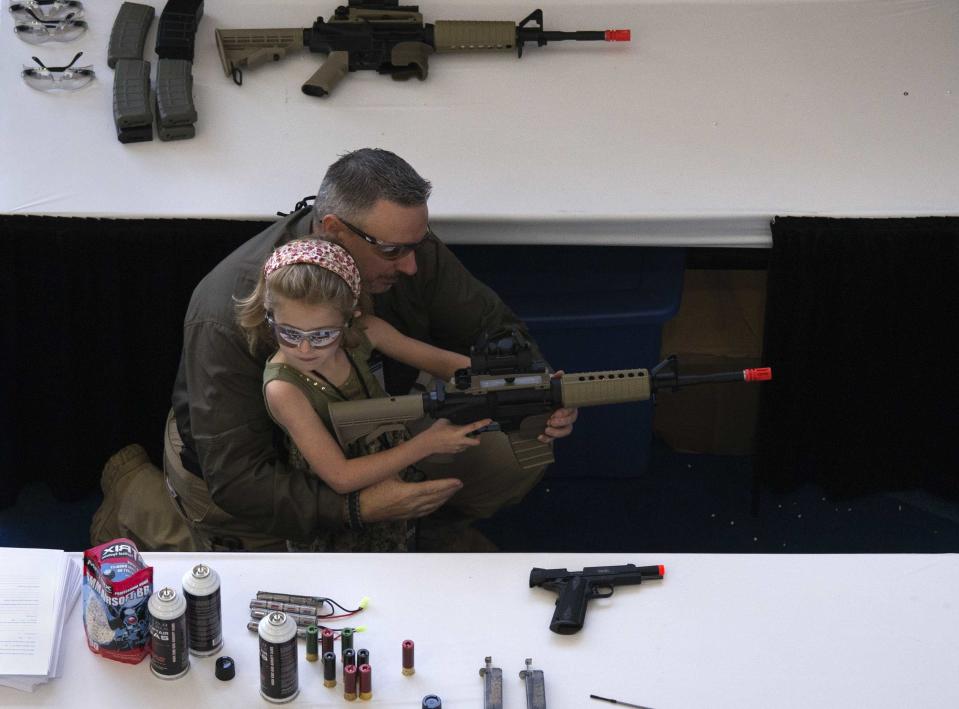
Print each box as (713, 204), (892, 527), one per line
(318, 199), (429, 295)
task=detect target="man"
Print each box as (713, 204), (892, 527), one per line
(164, 148), (577, 552)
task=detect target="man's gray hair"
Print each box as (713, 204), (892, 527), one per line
(313, 148), (432, 224)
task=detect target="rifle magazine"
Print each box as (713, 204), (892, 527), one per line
(507, 432), (554, 470)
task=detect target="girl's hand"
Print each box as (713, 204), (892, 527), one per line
(420, 418), (493, 455)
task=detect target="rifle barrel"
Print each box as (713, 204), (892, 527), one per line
(518, 29), (631, 43)
(653, 367), (771, 390)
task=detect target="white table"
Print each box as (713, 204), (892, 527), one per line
(5, 552), (959, 708)
(2, 1), (957, 244)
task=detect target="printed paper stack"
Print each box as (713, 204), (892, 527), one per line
(0, 548), (81, 692)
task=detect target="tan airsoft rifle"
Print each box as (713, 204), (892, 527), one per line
(328, 329), (773, 471)
(215, 0), (630, 97)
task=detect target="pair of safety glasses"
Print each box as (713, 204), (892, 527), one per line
(9, 0), (84, 20)
(266, 313), (344, 349)
(13, 5), (86, 44)
(21, 51), (94, 91)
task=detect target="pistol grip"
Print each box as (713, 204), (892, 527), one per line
(302, 50), (349, 96)
(550, 576), (589, 635)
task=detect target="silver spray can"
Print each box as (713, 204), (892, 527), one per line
(258, 611), (299, 703)
(148, 587), (190, 679)
(181, 563), (223, 656)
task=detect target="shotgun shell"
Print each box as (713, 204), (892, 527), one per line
(321, 627), (335, 655)
(343, 664), (358, 701)
(357, 648), (370, 667)
(323, 651), (337, 687)
(402, 639), (415, 676)
(341, 627), (354, 662)
(359, 663), (372, 700)
(344, 648), (356, 669)
(305, 625), (318, 662)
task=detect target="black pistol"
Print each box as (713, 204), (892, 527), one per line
(529, 563), (664, 634)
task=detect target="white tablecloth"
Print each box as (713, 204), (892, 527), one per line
(4, 552), (958, 708)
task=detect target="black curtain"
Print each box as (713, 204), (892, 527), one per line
(757, 217), (959, 498)
(0, 215), (272, 507)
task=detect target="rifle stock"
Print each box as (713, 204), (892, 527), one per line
(214, 28), (305, 85)
(329, 393), (426, 451)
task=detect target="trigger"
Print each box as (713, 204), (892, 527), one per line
(468, 422), (502, 438)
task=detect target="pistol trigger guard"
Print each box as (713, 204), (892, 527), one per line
(591, 584), (614, 599)
(231, 66), (243, 86)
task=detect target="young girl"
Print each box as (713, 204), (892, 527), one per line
(235, 238), (491, 497)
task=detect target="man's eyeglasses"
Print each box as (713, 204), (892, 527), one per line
(336, 215), (432, 260)
(266, 313), (343, 349)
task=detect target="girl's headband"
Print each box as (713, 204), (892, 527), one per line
(264, 239), (362, 304)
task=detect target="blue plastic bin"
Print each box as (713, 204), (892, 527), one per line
(448, 244), (686, 478)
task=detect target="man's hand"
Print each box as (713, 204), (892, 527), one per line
(358, 476), (463, 523)
(537, 370), (579, 444)
(538, 406), (578, 444)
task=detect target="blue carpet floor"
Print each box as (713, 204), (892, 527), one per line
(478, 439), (959, 553)
(2, 438), (958, 553)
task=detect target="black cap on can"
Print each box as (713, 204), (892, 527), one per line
(215, 656), (236, 681)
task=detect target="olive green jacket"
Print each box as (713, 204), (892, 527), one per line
(170, 207), (536, 541)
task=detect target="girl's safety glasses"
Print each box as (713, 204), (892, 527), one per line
(266, 313), (343, 349)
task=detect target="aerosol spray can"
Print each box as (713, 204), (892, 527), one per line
(259, 611), (299, 703)
(181, 563), (222, 656)
(148, 587), (190, 679)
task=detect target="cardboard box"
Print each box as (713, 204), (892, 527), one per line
(652, 270), (767, 455)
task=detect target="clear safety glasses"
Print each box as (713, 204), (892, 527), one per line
(22, 51), (94, 91)
(266, 313), (344, 349)
(9, 0), (84, 21)
(13, 6), (86, 43)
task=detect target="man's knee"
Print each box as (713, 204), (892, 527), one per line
(91, 443), (196, 551)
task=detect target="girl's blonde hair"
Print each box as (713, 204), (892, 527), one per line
(235, 252), (369, 356)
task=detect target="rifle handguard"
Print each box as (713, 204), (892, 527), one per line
(432, 20), (517, 52)
(557, 369), (651, 409)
